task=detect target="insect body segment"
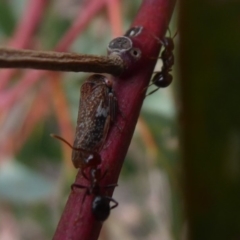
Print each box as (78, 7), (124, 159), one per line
(148, 36), (175, 95)
(72, 74), (117, 168)
(73, 166), (118, 222)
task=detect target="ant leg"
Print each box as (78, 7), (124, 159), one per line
(104, 183), (118, 189)
(71, 183), (90, 204)
(71, 183), (91, 211)
(100, 169), (108, 180)
(106, 197), (118, 209)
(71, 183), (88, 191)
(102, 183), (118, 196)
(142, 83), (154, 95)
(146, 87), (159, 97)
(81, 168), (90, 181)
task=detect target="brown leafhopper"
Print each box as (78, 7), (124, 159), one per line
(72, 74), (117, 168)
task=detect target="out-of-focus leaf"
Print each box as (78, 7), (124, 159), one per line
(0, 1), (15, 36)
(0, 160), (54, 204)
(143, 87), (175, 119)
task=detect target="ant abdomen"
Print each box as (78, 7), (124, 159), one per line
(92, 196), (110, 221)
(152, 71), (173, 88)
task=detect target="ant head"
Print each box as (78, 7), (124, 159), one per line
(92, 196), (110, 221)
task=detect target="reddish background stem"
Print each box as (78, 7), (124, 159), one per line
(56, 0), (105, 52)
(0, 0), (48, 90)
(53, 0), (176, 239)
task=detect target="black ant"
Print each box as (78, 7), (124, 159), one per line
(72, 167), (118, 222)
(50, 134), (118, 221)
(148, 31), (177, 95)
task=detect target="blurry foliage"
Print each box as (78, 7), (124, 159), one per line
(39, 11), (71, 49)
(17, 119), (62, 167)
(0, 1), (15, 36)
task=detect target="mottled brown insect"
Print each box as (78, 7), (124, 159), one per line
(72, 74), (117, 168)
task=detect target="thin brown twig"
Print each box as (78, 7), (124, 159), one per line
(0, 47), (125, 75)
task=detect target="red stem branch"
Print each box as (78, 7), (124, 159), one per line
(53, 0), (176, 239)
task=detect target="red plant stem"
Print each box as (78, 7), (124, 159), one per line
(0, 0), (48, 90)
(53, 0), (176, 239)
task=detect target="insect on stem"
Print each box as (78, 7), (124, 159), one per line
(51, 73), (119, 221)
(71, 74), (117, 168)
